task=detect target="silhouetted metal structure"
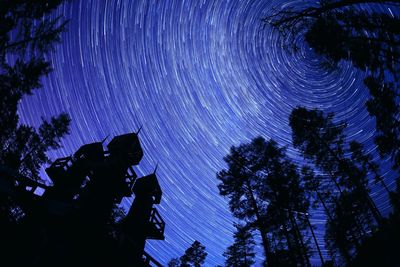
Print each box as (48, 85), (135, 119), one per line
(0, 132), (164, 267)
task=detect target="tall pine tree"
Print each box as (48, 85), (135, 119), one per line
(180, 240), (208, 267)
(289, 107), (386, 261)
(0, 0), (70, 259)
(223, 224), (256, 267)
(217, 137), (311, 266)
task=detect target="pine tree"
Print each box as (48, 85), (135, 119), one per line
(217, 137), (311, 266)
(217, 137), (273, 261)
(364, 77), (400, 170)
(180, 240), (207, 267)
(349, 141), (391, 194)
(0, 1), (70, 261)
(265, 1), (400, 170)
(0, 0), (70, 181)
(290, 107), (381, 221)
(289, 107), (384, 261)
(223, 224), (256, 267)
(265, 0), (400, 74)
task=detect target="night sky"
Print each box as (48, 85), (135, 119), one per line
(17, 1), (398, 266)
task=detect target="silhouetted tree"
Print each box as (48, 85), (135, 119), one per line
(305, 9), (399, 75)
(324, 190), (371, 264)
(217, 137), (312, 266)
(0, 0), (68, 142)
(289, 107), (385, 261)
(300, 166), (328, 265)
(168, 258), (181, 267)
(180, 240), (207, 267)
(349, 140), (391, 194)
(290, 107), (381, 221)
(265, 1), (400, 170)
(265, 1), (400, 72)
(347, 176), (400, 267)
(364, 77), (400, 170)
(0, 1), (70, 264)
(389, 178), (400, 217)
(0, 0), (70, 181)
(262, 153), (312, 266)
(1, 114), (70, 179)
(349, 177), (400, 266)
(217, 137), (273, 261)
(223, 224), (256, 267)
(301, 166), (333, 222)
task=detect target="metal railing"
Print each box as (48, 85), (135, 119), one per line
(149, 208), (165, 235)
(142, 251), (163, 267)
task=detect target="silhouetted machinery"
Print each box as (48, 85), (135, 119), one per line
(0, 131), (165, 267)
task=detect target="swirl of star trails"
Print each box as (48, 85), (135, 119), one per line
(17, 1), (399, 265)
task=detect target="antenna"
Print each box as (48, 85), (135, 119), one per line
(136, 125), (143, 134)
(101, 134), (110, 144)
(153, 163), (159, 174)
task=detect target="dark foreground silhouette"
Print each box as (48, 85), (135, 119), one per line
(0, 132), (165, 267)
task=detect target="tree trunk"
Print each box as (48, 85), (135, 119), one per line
(318, 190), (359, 260)
(289, 212), (311, 267)
(312, 132), (383, 225)
(281, 218), (297, 266)
(316, 191), (334, 222)
(244, 181), (271, 265)
(304, 214), (325, 265)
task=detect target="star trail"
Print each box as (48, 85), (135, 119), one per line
(17, 1), (398, 265)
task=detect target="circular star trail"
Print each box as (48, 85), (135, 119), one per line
(18, 1), (399, 265)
